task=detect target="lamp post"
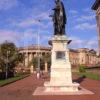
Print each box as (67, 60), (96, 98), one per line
(36, 20), (41, 79)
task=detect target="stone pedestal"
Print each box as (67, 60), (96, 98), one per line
(33, 35), (94, 95)
(44, 35), (79, 92)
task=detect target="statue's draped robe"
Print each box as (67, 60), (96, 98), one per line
(53, 1), (67, 35)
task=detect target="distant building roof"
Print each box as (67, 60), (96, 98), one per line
(69, 49), (78, 53)
(77, 48), (90, 52)
(92, 0), (100, 10)
(19, 45), (79, 53)
(89, 49), (97, 54)
(19, 45), (51, 51)
(18, 45), (97, 55)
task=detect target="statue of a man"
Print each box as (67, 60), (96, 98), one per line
(52, 0), (67, 35)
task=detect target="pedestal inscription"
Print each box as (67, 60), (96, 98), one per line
(56, 51), (65, 60)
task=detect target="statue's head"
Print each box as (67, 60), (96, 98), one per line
(55, 0), (60, 3)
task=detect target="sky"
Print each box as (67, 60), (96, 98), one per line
(0, 0), (98, 51)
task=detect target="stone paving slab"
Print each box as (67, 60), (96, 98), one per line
(0, 74), (100, 100)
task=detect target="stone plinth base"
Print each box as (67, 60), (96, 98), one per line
(44, 82), (79, 92)
(33, 86), (94, 95)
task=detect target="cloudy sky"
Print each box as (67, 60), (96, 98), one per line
(0, 0), (98, 50)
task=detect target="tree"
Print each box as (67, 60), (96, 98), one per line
(17, 53), (25, 63)
(42, 53), (51, 68)
(0, 41), (23, 73)
(31, 57), (38, 70)
(29, 53), (51, 72)
(30, 56), (43, 71)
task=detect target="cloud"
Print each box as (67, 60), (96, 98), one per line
(85, 37), (98, 50)
(0, 29), (21, 46)
(83, 8), (90, 12)
(74, 22), (96, 30)
(0, 29), (35, 45)
(0, 29), (51, 47)
(37, 12), (50, 20)
(0, 0), (19, 10)
(69, 10), (78, 14)
(15, 11), (51, 28)
(76, 15), (95, 22)
(69, 8), (95, 25)
(86, 41), (97, 48)
(0, 29), (98, 50)
(69, 36), (84, 48)
(82, 8), (95, 15)
(69, 36), (98, 50)
(17, 19), (41, 27)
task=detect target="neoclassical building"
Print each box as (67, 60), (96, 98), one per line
(19, 45), (99, 72)
(69, 48), (99, 67)
(92, 0), (100, 56)
(19, 45), (51, 72)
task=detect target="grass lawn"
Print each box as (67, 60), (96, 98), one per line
(0, 74), (30, 87)
(78, 72), (100, 81)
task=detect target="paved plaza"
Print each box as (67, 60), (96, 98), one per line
(0, 74), (100, 100)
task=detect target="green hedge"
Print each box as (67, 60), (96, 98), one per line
(78, 72), (100, 81)
(79, 65), (86, 73)
(0, 74), (30, 87)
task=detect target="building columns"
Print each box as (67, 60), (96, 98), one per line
(25, 53), (29, 67)
(30, 65), (34, 74)
(29, 53), (33, 62)
(44, 62), (48, 72)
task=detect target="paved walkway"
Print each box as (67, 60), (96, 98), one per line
(0, 74), (100, 100)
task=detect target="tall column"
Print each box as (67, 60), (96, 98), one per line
(29, 53), (33, 62)
(44, 62), (48, 72)
(30, 65), (34, 74)
(32, 52), (35, 57)
(96, 15), (100, 57)
(23, 53), (25, 66)
(25, 52), (29, 67)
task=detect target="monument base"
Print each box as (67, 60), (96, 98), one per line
(44, 82), (79, 92)
(33, 35), (94, 95)
(33, 86), (94, 95)
(42, 35), (80, 93)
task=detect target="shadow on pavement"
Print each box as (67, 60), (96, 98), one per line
(73, 76), (86, 84)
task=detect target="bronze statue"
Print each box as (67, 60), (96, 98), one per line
(52, 0), (67, 35)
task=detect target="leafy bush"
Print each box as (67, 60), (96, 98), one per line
(79, 72), (100, 81)
(16, 71), (30, 76)
(0, 71), (14, 80)
(0, 74), (29, 86)
(79, 65), (86, 73)
(0, 41), (24, 73)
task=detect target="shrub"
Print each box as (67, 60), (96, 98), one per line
(79, 65), (86, 73)
(0, 71), (14, 80)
